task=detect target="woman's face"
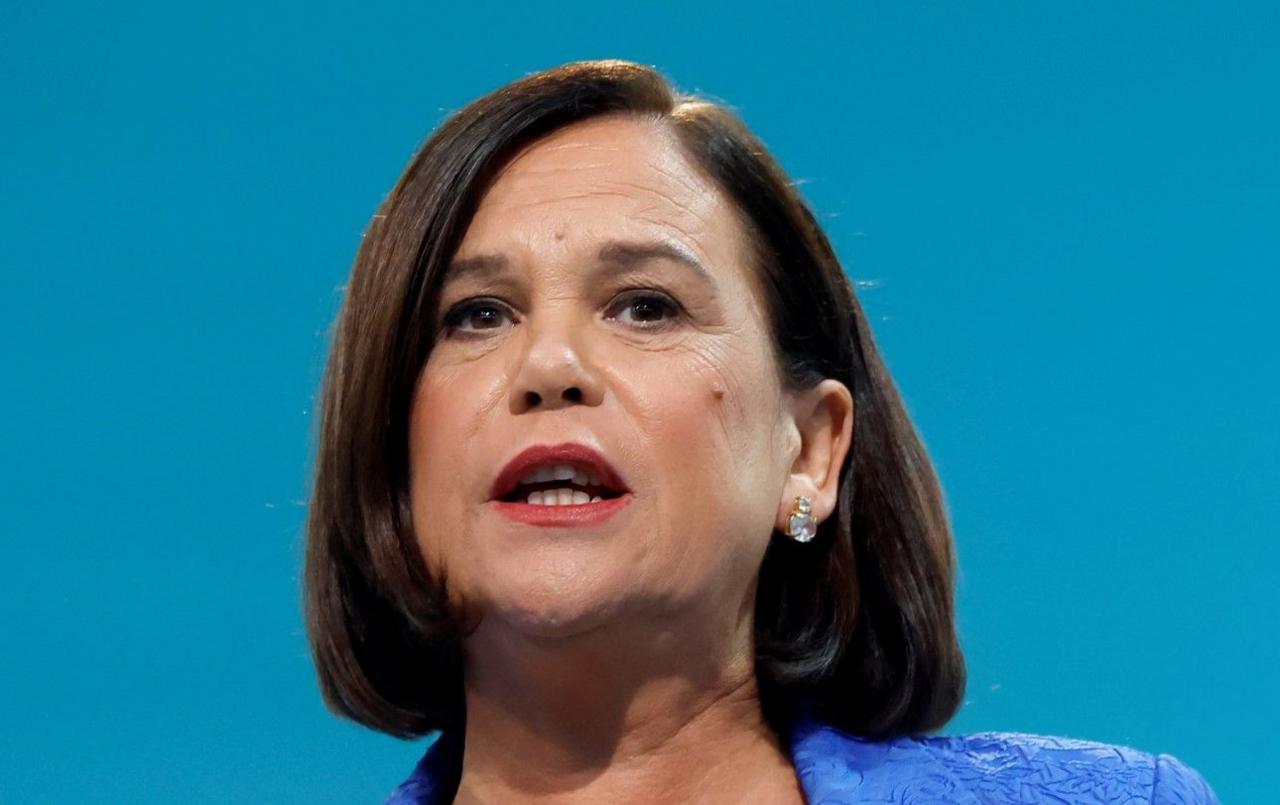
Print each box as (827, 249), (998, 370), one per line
(408, 115), (801, 640)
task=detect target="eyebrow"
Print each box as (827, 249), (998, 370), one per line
(443, 238), (715, 288)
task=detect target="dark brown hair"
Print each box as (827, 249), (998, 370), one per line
(304, 59), (964, 742)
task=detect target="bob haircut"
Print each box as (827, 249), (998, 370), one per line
(304, 59), (965, 742)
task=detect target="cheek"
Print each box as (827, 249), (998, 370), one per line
(628, 337), (781, 547)
(407, 364), (490, 572)
(676, 340), (776, 469)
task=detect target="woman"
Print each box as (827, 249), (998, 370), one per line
(304, 60), (1218, 803)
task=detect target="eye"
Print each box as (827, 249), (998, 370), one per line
(606, 290), (683, 328)
(441, 298), (516, 337)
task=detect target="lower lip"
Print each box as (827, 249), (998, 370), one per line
(490, 493), (633, 527)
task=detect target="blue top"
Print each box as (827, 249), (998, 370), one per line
(385, 708), (1219, 803)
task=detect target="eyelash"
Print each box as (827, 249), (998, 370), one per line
(440, 288), (685, 338)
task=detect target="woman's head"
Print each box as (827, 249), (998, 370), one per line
(411, 111), (849, 644)
(305, 59), (964, 741)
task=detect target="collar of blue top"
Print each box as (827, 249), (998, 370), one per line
(384, 700), (989, 805)
(385, 701), (1218, 803)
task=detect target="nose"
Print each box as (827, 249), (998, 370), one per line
(508, 313), (605, 415)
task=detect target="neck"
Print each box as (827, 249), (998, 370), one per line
(451, 603), (805, 804)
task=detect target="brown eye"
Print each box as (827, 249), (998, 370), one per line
(442, 299), (515, 336)
(608, 291), (682, 327)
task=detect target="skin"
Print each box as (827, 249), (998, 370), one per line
(408, 113), (854, 804)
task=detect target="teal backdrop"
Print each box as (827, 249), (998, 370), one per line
(2, 2), (1274, 802)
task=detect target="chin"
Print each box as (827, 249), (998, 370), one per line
(479, 581), (628, 640)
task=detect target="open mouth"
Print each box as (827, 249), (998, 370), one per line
(498, 464), (626, 504)
(490, 459), (633, 526)
(488, 443), (633, 527)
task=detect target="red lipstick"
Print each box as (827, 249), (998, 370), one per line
(488, 442), (633, 528)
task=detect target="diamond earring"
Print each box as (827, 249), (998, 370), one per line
(783, 495), (817, 543)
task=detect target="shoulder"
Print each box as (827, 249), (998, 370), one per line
(384, 730), (462, 805)
(919, 731), (1219, 804)
(789, 720), (1219, 804)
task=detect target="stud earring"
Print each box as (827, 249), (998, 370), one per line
(783, 495), (817, 543)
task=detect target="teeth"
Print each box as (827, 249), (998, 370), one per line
(517, 463), (609, 489)
(513, 462), (617, 503)
(552, 464), (575, 481)
(525, 488), (605, 506)
(520, 466), (554, 485)
(520, 463), (588, 485)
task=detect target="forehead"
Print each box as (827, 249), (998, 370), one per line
(457, 115), (746, 264)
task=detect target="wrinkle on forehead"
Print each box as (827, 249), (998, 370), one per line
(477, 174), (711, 220)
(460, 116), (733, 272)
(478, 117), (711, 216)
(453, 114), (771, 344)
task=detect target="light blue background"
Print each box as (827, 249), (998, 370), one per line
(2, 2), (1274, 802)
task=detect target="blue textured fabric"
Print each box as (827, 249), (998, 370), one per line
(385, 709), (1219, 803)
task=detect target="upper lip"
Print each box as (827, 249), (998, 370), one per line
(489, 442), (630, 502)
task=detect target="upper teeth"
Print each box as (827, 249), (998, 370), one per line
(519, 463), (601, 488)
(518, 463), (605, 506)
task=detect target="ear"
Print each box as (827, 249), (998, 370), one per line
(777, 379), (855, 532)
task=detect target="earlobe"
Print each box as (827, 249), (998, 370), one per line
(782, 494), (818, 542)
(778, 379), (855, 532)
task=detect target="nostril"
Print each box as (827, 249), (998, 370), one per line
(563, 387), (582, 403)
